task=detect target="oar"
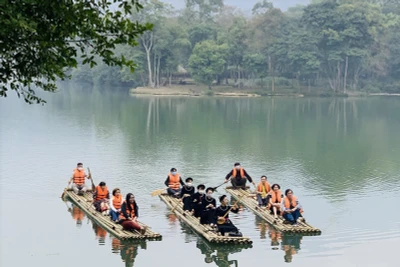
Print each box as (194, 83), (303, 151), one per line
(212, 178), (231, 192)
(151, 187), (169, 197)
(88, 167), (95, 192)
(217, 194), (246, 225)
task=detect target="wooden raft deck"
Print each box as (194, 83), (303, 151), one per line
(225, 187), (322, 234)
(159, 193), (252, 244)
(64, 189), (162, 241)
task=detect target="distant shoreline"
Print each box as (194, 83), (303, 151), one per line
(129, 86), (400, 98)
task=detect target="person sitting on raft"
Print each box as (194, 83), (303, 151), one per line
(256, 175), (271, 208)
(216, 195), (242, 237)
(224, 162), (256, 189)
(180, 177), (195, 213)
(200, 187), (217, 226)
(68, 162), (90, 195)
(192, 184), (206, 218)
(282, 189), (304, 226)
(164, 168), (185, 197)
(110, 188), (122, 223)
(93, 181), (110, 215)
(269, 183), (283, 220)
(120, 193), (147, 234)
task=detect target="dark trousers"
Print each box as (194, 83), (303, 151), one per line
(231, 178), (247, 188)
(200, 209), (216, 224)
(167, 188), (181, 196)
(257, 195), (270, 206)
(283, 209), (301, 224)
(217, 220), (238, 235)
(182, 196), (193, 211)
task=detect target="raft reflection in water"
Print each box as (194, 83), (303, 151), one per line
(196, 238), (252, 267)
(66, 202), (147, 267)
(111, 238), (147, 267)
(256, 216), (303, 263)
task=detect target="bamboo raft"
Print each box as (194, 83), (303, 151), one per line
(63, 189), (162, 240)
(159, 193), (252, 244)
(225, 187), (321, 234)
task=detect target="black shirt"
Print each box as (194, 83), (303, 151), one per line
(201, 196), (216, 210)
(180, 185), (195, 198)
(216, 205), (239, 219)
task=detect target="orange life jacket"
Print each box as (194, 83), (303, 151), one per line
(232, 168), (245, 178)
(112, 194), (122, 210)
(168, 172), (181, 190)
(270, 190), (282, 204)
(284, 196), (304, 213)
(95, 185), (109, 201)
(73, 168), (86, 185)
(120, 201), (136, 220)
(257, 182), (271, 195)
(112, 238), (121, 252)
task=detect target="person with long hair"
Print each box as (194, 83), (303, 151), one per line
(120, 193), (147, 235)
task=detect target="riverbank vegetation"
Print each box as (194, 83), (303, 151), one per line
(70, 0), (400, 95)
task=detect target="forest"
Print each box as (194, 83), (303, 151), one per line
(70, 0), (400, 95)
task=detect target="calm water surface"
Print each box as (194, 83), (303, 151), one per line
(1, 87), (399, 267)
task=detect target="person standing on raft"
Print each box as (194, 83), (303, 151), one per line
(216, 195), (242, 237)
(164, 168), (185, 197)
(180, 177), (195, 213)
(119, 193), (147, 235)
(224, 162), (255, 188)
(68, 162), (90, 195)
(282, 189), (304, 226)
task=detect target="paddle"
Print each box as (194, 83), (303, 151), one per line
(217, 194), (246, 225)
(212, 178), (231, 192)
(87, 167), (95, 192)
(151, 187), (169, 197)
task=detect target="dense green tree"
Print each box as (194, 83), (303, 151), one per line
(189, 41), (228, 89)
(0, 0), (151, 104)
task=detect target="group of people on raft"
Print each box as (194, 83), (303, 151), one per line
(165, 162), (305, 233)
(68, 163), (147, 234)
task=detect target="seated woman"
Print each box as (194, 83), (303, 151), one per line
(192, 184), (206, 218)
(216, 195), (242, 236)
(109, 188), (122, 223)
(281, 189), (304, 226)
(269, 184), (282, 220)
(200, 187), (216, 226)
(119, 193), (147, 235)
(180, 177), (195, 213)
(93, 182), (110, 215)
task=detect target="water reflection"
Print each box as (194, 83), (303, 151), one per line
(255, 216), (303, 263)
(196, 238), (251, 267)
(65, 199), (147, 266)
(66, 202), (85, 227)
(111, 238), (147, 267)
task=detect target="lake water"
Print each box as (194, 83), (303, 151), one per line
(1, 87), (399, 267)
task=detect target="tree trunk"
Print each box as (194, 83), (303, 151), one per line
(157, 56), (161, 88)
(169, 73), (172, 87)
(268, 55), (275, 92)
(336, 60), (341, 93)
(308, 79), (311, 93)
(141, 33), (154, 88)
(153, 53), (157, 87)
(344, 56), (348, 94)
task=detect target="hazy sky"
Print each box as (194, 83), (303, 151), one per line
(163, 0), (311, 11)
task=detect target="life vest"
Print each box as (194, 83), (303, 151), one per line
(112, 194), (122, 210)
(95, 225), (107, 238)
(95, 185), (109, 201)
(112, 238), (121, 252)
(284, 196), (304, 213)
(73, 168), (86, 185)
(270, 190), (282, 206)
(120, 201), (136, 220)
(257, 182), (271, 198)
(168, 173), (181, 190)
(232, 168), (245, 179)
